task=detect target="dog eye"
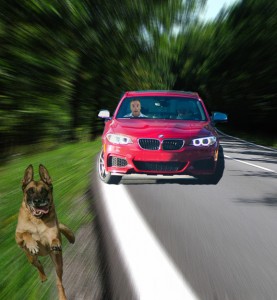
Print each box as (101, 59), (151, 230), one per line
(27, 188), (35, 195)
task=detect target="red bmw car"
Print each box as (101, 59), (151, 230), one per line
(98, 90), (227, 184)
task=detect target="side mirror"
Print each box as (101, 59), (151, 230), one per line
(98, 109), (111, 119)
(211, 112), (228, 123)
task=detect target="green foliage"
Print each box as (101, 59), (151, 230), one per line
(1, 0), (194, 149)
(0, 0), (276, 153)
(173, 0), (277, 134)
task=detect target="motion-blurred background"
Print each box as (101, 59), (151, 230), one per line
(1, 0), (276, 158)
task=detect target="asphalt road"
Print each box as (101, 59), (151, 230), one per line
(93, 134), (277, 300)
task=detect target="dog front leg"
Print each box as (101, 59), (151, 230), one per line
(50, 251), (67, 300)
(15, 231), (39, 255)
(25, 250), (47, 282)
(15, 231), (25, 248)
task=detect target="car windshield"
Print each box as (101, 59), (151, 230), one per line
(116, 96), (207, 121)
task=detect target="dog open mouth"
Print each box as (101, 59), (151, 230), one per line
(30, 205), (50, 217)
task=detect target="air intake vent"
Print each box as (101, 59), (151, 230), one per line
(108, 156), (128, 167)
(133, 161), (186, 171)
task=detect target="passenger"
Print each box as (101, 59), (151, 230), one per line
(176, 108), (193, 120)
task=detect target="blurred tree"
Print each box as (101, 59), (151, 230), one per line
(173, 0), (277, 133)
(2, 0), (275, 155)
(0, 0), (207, 150)
(208, 0), (277, 133)
(0, 0), (76, 148)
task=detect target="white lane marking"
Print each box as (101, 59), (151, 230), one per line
(224, 155), (276, 173)
(99, 180), (198, 300)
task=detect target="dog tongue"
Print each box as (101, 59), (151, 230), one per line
(36, 206), (49, 214)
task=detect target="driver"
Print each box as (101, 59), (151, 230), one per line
(124, 99), (147, 117)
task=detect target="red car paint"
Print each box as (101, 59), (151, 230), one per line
(98, 90), (227, 184)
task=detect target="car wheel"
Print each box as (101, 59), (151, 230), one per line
(98, 150), (122, 184)
(197, 145), (225, 184)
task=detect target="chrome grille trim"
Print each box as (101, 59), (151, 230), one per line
(138, 138), (185, 150)
(138, 138), (160, 150)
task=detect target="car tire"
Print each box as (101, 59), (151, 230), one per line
(197, 145), (225, 184)
(98, 150), (122, 184)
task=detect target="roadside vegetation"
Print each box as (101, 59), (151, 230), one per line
(217, 125), (277, 149)
(228, 132), (277, 149)
(0, 139), (101, 299)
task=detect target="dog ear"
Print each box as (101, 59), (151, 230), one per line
(22, 164), (34, 189)
(39, 164), (52, 186)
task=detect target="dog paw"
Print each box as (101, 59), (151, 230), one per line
(50, 245), (62, 253)
(26, 242), (39, 255)
(50, 239), (62, 253)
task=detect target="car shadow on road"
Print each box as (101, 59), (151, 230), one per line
(121, 177), (220, 185)
(220, 136), (277, 165)
(235, 193), (277, 207)
(234, 171), (277, 179)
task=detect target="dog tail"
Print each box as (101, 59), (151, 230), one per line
(59, 223), (75, 244)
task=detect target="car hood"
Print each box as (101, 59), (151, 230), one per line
(109, 119), (217, 139)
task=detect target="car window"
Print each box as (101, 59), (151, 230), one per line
(116, 96), (207, 121)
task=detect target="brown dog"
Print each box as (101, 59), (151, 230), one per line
(15, 164), (75, 300)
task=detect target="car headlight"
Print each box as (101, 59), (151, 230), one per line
(106, 134), (133, 145)
(191, 136), (217, 146)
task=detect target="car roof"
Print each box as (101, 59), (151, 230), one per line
(123, 90), (200, 98)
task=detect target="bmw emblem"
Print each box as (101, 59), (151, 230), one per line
(158, 134), (164, 138)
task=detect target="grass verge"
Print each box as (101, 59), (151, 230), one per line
(0, 138), (101, 300)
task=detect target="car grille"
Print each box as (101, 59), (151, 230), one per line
(108, 156), (128, 167)
(162, 139), (184, 150)
(138, 139), (184, 150)
(133, 161), (186, 172)
(138, 139), (160, 150)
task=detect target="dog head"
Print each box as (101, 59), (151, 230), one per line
(22, 164), (53, 218)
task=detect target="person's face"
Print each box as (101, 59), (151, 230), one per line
(130, 100), (141, 117)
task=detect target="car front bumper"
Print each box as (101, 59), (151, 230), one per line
(103, 142), (219, 176)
